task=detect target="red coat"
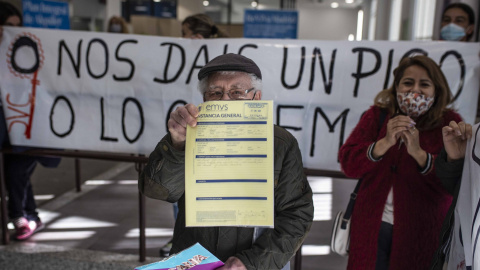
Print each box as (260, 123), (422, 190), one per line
(339, 106), (462, 270)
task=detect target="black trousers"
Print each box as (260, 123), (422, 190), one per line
(375, 221), (393, 270)
(5, 154), (39, 220)
(1, 107), (60, 221)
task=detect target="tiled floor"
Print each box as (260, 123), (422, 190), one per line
(2, 157), (354, 269)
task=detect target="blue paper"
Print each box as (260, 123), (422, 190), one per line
(135, 243), (224, 270)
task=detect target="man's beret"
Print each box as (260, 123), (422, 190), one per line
(197, 53), (262, 80)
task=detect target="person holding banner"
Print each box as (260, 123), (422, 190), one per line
(430, 121), (472, 269)
(339, 55), (463, 270)
(438, 2), (479, 123)
(107, 16), (129, 34)
(439, 3), (475, 42)
(0, 1), (60, 241)
(139, 53), (313, 270)
(182, 14), (229, 39)
(0, 1), (21, 43)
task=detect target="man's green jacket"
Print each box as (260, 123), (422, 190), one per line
(139, 125), (314, 270)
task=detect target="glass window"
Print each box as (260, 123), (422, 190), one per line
(204, 0), (281, 24)
(412, 0), (436, 40)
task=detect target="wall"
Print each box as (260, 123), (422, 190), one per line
(177, 0), (204, 21)
(373, 0), (392, 40)
(463, 0), (479, 41)
(70, 0), (106, 31)
(297, 6), (358, 40)
(399, 0), (414, 40)
(70, 0), (105, 19)
(10, 0), (475, 41)
(177, 0), (360, 40)
(105, 0), (122, 31)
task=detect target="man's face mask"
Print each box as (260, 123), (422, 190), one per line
(440, 23), (466, 41)
(396, 92), (435, 118)
(110, 23), (122, 33)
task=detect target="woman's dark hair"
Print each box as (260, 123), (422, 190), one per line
(182, 14), (228, 38)
(443, 3), (475, 25)
(374, 55), (453, 130)
(443, 3), (475, 40)
(0, 2), (22, 26)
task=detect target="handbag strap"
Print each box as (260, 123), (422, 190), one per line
(341, 108), (387, 229)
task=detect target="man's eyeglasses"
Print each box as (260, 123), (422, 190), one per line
(204, 88), (256, 101)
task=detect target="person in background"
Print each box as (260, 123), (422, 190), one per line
(139, 53), (313, 270)
(439, 3), (475, 42)
(181, 13), (229, 39)
(439, 2), (479, 141)
(430, 121), (472, 269)
(431, 4), (477, 268)
(107, 15), (129, 34)
(159, 13), (230, 257)
(0, 1), (61, 240)
(0, 1), (20, 43)
(339, 55), (462, 270)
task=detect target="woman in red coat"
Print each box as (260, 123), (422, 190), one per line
(339, 55), (462, 270)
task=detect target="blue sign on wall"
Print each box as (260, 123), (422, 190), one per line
(121, 0), (177, 21)
(244, 9), (298, 39)
(22, 0), (70, 29)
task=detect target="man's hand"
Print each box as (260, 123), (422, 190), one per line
(167, 103), (199, 151)
(216, 256), (247, 270)
(442, 121), (472, 162)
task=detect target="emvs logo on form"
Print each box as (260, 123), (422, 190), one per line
(205, 104), (229, 111)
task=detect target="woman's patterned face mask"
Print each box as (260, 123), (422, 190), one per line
(396, 92), (435, 118)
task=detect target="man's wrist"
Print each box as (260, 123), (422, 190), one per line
(167, 133), (185, 151)
(172, 141), (185, 151)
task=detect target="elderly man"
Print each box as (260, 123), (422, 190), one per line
(139, 53), (314, 270)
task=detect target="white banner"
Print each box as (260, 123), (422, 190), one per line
(448, 123), (480, 269)
(1, 27), (479, 171)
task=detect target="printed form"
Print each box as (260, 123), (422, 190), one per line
(185, 100), (274, 227)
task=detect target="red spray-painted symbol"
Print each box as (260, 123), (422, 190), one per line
(5, 32), (44, 139)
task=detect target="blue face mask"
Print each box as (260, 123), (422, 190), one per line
(109, 24), (122, 33)
(440, 23), (466, 41)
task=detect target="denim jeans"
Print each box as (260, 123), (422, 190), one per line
(375, 221), (393, 270)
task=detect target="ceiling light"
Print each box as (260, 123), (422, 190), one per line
(331, 2), (339, 8)
(251, 1), (258, 8)
(203, 1), (209, 7)
(345, 0), (354, 4)
(153, 0), (161, 2)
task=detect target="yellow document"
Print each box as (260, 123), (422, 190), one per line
(185, 100), (274, 227)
